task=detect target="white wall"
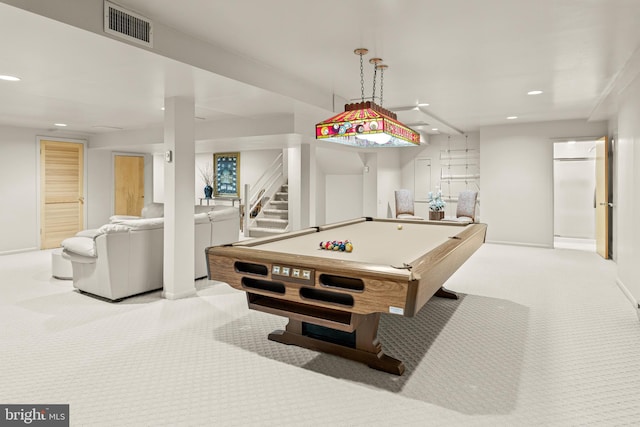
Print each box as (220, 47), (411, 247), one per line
(0, 126), (39, 253)
(615, 76), (640, 308)
(86, 149), (113, 228)
(325, 175), (362, 223)
(315, 162), (326, 226)
(317, 145), (365, 223)
(362, 153), (377, 217)
(153, 154), (164, 203)
(377, 150), (402, 218)
(480, 120), (608, 247)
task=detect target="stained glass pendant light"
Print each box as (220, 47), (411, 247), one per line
(316, 48), (420, 148)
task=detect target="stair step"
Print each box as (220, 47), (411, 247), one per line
(269, 200), (288, 207)
(249, 227), (288, 238)
(263, 209), (289, 218)
(256, 218), (288, 229)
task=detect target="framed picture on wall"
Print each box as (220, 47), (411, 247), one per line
(213, 152), (240, 197)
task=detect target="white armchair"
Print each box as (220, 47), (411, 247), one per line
(394, 189), (423, 220)
(444, 190), (478, 223)
(62, 219), (165, 301)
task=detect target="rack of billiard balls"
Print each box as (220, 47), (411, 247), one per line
(319, 240), (353, 252)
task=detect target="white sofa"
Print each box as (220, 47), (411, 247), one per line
(109, 203), (239, 279)
(61, 204), (238, 301)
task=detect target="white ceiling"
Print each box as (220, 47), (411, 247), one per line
(1, 0), (640, 139)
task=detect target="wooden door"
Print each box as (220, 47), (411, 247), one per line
(595, 136), (609, 258)
(40, 140), (84, 249)
(114, 155), (145, 216)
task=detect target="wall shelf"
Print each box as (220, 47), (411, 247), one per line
(438, 139), (480, 219)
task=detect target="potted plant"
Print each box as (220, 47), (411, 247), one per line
(427, 190), (446, 220)
(199, 162), (214, 198)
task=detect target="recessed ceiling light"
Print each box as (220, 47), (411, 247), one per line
(431, 128), (438, 131)
(507, 116), (518, 120)
(0, 75), (20, 82)
(527, 90), (543, 95)
(54, 123), (68, 127)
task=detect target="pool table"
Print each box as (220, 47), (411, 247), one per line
(206, 217), (487, 375)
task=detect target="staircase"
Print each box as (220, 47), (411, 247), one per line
(248, 183), (289, 238)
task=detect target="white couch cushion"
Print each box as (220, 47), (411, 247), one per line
(109, 215), (141, 223)
(96, 223), (133, 236)
(194, 212), (210, 224)
(76, 228), (100, 238)
(61, 236), (97, 257)
(117, 218), (165, 230)
(208, 207), (238, 222)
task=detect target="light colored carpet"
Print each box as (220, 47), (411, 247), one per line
(0, 244), (638, 426)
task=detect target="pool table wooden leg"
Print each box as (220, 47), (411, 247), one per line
(268, 314), (405, 375)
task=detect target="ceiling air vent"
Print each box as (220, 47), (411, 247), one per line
(104, 1), (153, 47)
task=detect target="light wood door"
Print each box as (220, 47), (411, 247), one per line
(595, 136), (609, 258)
(40, 140), (84, 249)
(114, 155), (145, 216)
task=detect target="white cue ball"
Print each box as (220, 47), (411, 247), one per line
(397, 224), (403, 230)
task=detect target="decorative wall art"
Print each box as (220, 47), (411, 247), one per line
(213, 152), (240, 197)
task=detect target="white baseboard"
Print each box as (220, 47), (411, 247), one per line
(0, 247), (39, 256)
(615, 277), (640, 322)
(485, 240), (552, 249)
(162, 288), (196, 300)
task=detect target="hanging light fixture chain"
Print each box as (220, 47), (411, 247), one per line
(372, 64), (377, 104)
(380, 66), (385, 106)
(359, 51), (365, 103)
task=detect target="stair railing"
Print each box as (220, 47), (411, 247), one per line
(243, 153), (284, 233)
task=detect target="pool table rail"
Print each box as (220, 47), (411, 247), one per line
(407, 222), (487, 315)
(206, 246), (413, 317)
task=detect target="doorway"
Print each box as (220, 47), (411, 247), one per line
(39, 139), (85, 249)
(413, 157), (431, 218)
(553, 140), (597, 252)
(114, 154), (145, 216)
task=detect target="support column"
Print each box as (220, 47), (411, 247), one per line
(300, 142), (315, 228)
(362, 153), (378, 217)
(163, 97), (196, 299)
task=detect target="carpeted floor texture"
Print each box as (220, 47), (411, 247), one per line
(1, 243), (638, 426)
